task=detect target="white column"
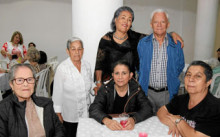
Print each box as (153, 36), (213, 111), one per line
(72, 0), (123, 75)
(194, 0), (219, 60)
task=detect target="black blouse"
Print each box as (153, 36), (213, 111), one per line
(112, 91), (128, 114)
(95, 30), (145, 81)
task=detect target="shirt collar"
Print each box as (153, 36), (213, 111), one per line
(153, 33), (168, 46)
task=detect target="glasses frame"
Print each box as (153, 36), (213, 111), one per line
(12, 77), (36, 85)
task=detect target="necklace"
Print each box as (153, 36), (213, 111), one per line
(113, 33), (128, 40)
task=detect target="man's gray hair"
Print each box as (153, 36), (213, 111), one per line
(9, 63), (36, 82)
(150, 9), (169, 22)
(66, 37), (83, 49)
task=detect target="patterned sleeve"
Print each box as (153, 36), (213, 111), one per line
(1, 43), (8, 51)
(1, 43), (8, 57)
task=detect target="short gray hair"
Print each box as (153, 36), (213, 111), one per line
(66, 37), (83, 49)
(9, 64), (36, 82)
(111, 6), (134, 31)
(150, 9), (169, 22)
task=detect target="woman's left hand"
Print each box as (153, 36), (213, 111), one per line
(171, 32), (184, 48)
(124, 117), (135, 130)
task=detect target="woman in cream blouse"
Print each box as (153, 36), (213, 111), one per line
(52, 37), (95, 137)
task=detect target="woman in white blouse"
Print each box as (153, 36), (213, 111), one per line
(52, 37), (95, 137)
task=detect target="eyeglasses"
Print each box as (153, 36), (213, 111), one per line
(13, 77), (35, 85)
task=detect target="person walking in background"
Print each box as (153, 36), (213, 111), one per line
(138, 9), (185, 114)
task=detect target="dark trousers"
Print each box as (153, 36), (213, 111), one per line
(63, 121), (78, 137)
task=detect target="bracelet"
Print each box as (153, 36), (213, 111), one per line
(95, 81), (101, 84)
(175, 117), (184, 125)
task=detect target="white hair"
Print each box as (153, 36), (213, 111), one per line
(150, 9), (169, 22)
(66, 37), (83, 49)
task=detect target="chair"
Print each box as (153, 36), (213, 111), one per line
(48, 56), (58, 71)
(48, 61), (59, 71)
(210, 73), (220, 98)
(35, 67), (50, 97)
(48, 56), (58, 63)
(0, 60), (8, 69)
(178, 64), (189, 95)
(214, 82), (220, 98)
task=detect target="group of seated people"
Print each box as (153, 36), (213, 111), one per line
(0, 60), (219, 137)
(90, 60), (220, 137)
(0, 6), (220, 137)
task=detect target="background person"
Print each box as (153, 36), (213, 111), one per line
(138, 9), (185, 114)
(52, 37), (95, 137)
(94, 6), (184, 95)
(157, 61), (220, 137)
(38, 50), (48, 70)
(26, 47), (41, 73)
(0, 63), (64, 137)
(1, 31), (27, 66)
(28, 42), (36, 48)
(89, 60), (153, 131)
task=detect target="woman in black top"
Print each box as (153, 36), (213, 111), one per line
(89, 60), (153, 131)
(0, 64), (64, 137)
(157, 61), (220, 137)
(94, 6), (184, 94)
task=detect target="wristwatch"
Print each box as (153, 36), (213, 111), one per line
(175, 117), (184, 125)
(95, 81), (101, 84)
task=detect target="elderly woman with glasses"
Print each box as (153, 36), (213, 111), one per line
(157, 61), (220, 137)
(0, 64), (64, 137)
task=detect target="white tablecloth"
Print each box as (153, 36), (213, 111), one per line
(0, 73), (10, 91)
(77, 116), (171, 137)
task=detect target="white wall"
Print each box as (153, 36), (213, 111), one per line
(0, 0), (197, 65)
(0, 0), (72, 62)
